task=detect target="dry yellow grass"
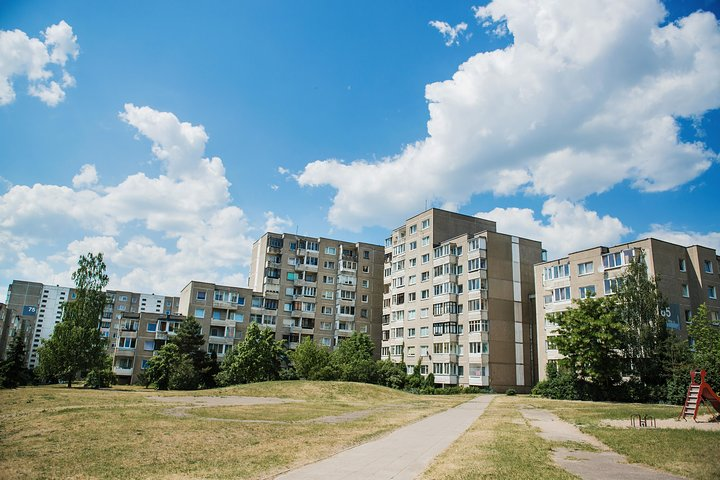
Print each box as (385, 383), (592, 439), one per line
(0, 382), (469, 479)
(420, 396), (578, 480)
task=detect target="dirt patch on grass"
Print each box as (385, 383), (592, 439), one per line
(146, 395), (302, 406)
(600, 415), (720, 430)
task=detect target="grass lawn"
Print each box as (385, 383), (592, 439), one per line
(0, 381), (469, 479)
(519, 396), (720, 480)
(421, 395), (578, 480)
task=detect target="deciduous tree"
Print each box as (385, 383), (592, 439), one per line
(37, 253), (111, 387)
(216, 323), (287, 385)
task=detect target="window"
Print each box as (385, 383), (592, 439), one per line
(421, 271), (430, 282)
(409, 241), (417, 251)
(143, 340), (154, 351)
(552, 287), (571, 302)
(408, 292), (416, 302)
(469, 342), (488, 354)
(579, 285), (596, 299)
(604, 278), (623, 295)
(420, 308), (429, 318)
(705, 260), (714, 274)
(578, 262), (593, 276)
(468, 278), (485, 291)
(679, 258), (686, 272)
(362, 279), (369, 288)
(421, 289), (429, 299)
(422, 236), (430, 246)
(468, 257), (487, 272)
(363, 250), (370, 259)
(321, 306), (333, 315)
(602, 249), (634, 269)
(322, 290), (334, 300)
(543, 263), (570, 281)
(409, 258), (417, 267)
(321, 337), (331, 347)
(408, 309), (416, 321)
(194, 308), (205, 318)
(420, 327), (429, 337)
(196, 291), (206, 301)
(323, 275), (334, 284)
(468, 298), (486, 311)
(361, 294), (368, 302)
(682, 284), (689, 298)
(118, 337), (136, 349)
(709, 286), (717, 300)
(325, 246), (336, 255)
(421, 219), (430, 229)
(409, 224), (417, 234)
(408, 274), (417, 285)
(421, 254), (430, 264)
(323, 260), (335, 269)
(320, 321), (332, 330)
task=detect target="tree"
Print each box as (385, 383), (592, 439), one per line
(331, 332), (377, 383)
(615, 254), (670, 386)
(553, 295), (625, 398)
(0, 334), (31, 388)
(688, 303), (720, 392)
(216, 323), (287, 386)
(290, 337), (331, 380)
(37, 253), (111, 387)
(142, 343), (185, 390)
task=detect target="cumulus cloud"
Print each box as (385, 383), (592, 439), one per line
(0, 20), (79, 106)
(298, 0), (720, 231)
(263, 211), (293, 233)
(640, 224), (720, 251)
(429, 20), (469, 46)
(0, 105), (257, 295)
(72, 164), (99, 189)
(477, 199), (631, 258)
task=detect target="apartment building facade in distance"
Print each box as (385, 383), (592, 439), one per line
(178, 281), (254, 357)
(382, 209), (543, 392)
(249, 233), (384, 353)
(535, 238), (720, 380)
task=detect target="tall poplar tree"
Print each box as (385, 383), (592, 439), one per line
(37, 253), (111, 387)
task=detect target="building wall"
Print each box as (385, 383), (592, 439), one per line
(534, 238), (720, 381)
(5, 281), (43, 367)
(381, 209), (542, 392)
(248, 233), (385, 354)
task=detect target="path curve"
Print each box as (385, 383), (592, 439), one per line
(275, 395), (494, 480)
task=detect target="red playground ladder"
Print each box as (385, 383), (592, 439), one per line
(679, 369), (720, 421)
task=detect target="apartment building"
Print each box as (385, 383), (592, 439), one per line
(2, 279), (181, 369)
(110, 311), (187, 383)
(249, 233), (384, 353)
(382, 209), (543, 392)
(535, 238), (720, 380)
(178, 281), (253, 357)
(0, 303), (19, 360)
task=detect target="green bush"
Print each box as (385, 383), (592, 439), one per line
(84, 359), (115, 389)
(506, 388), (517, 396)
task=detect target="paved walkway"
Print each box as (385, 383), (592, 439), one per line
(520, 408), (685, 480)
(275, 395), (494, 480)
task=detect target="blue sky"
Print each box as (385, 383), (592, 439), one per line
(1, 0), (719, 299)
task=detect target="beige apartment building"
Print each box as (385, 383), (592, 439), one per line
(535, 238), (720, 380)
(249, 233), (384, 352)
(382, 209), (543, 392)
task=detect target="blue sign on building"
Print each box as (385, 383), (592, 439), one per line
(662, 303), (681, 329)
(22, 305), (38, 316)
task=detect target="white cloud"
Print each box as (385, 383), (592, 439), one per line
(640, 224), (720, 252)
(476, 198), (631, 259)
(429, 20), (469, 46)
(277, 166), (290, 175)
(0, 20), (79, 106)
(270, 184), (279, 191)
(0, 105), (257, 295)
(263, 211), (293, 233)
(72, 164), (99, 189)
(298, 0), (720, 231)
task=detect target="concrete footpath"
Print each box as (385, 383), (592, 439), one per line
(520, 407), (685, 480)
(275, 395), (494, 480)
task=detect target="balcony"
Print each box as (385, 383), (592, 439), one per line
(266, 246), (282, 255)
(433, 375), (459, 385)
(468, 375), (489, 387)
(295, 263), (318, 272)
(112, 367), (133, 376)
(213, 300), (239, 310)
(210, 318), (231, 327)
(114, 348), (135, 357)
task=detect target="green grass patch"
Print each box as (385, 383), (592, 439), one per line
(521, 396), (719, 480)
(421, 396), (578, 480)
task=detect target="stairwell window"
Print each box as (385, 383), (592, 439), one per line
(682, 284), (689, 298)
(705, 260), (714, 274)
(709, 286), (717, 300)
